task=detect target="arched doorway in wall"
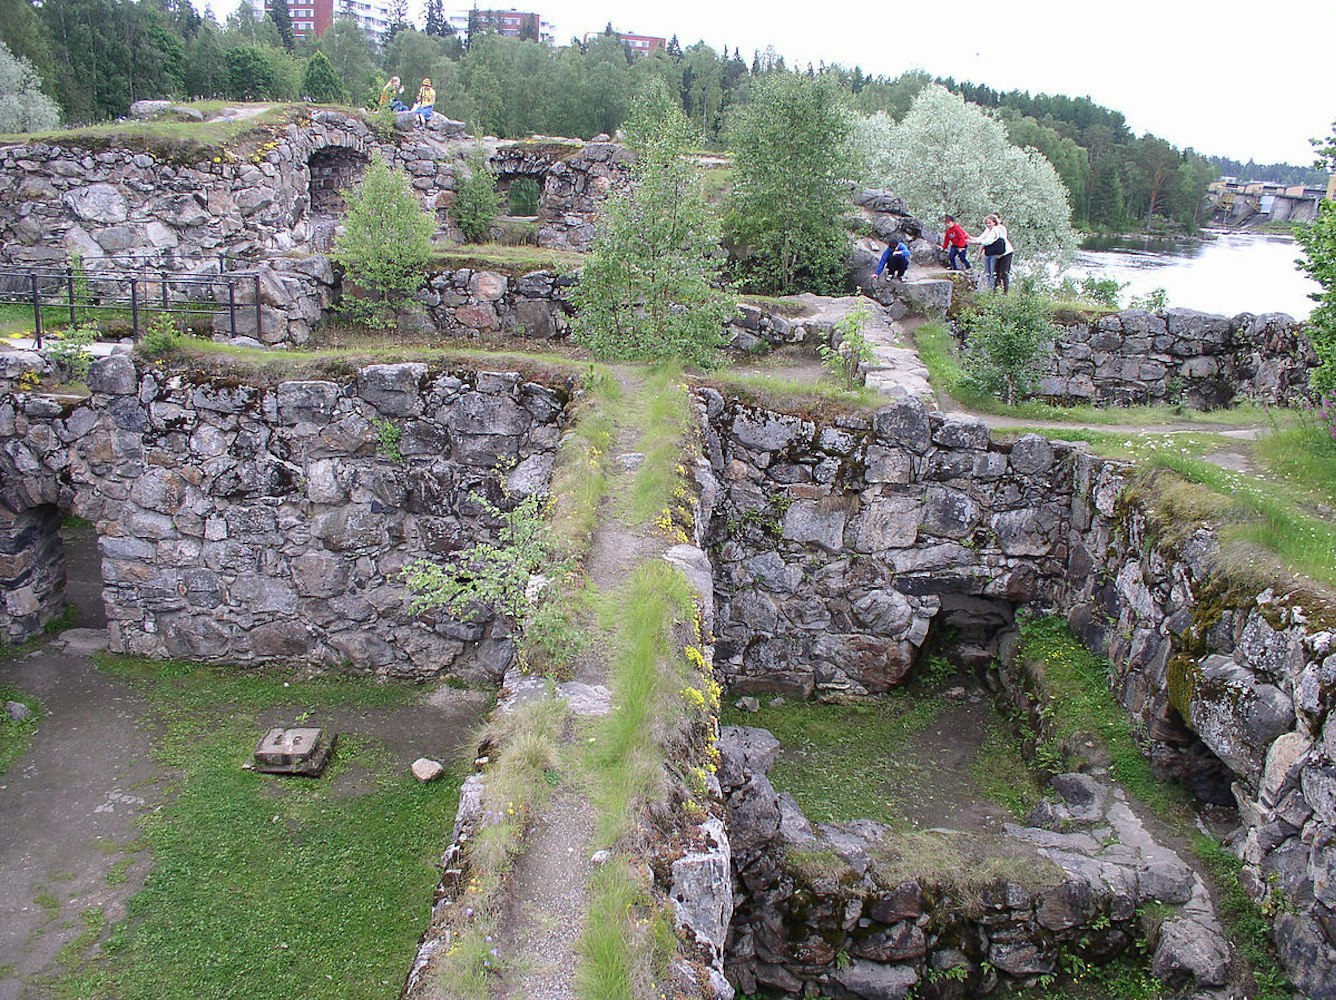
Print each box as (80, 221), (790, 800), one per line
(493, 170), (548, 244)
(306, 147), (370, 252)
(0, 500), (107, 644)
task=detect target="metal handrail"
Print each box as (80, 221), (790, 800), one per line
(0, 260), (264, 346)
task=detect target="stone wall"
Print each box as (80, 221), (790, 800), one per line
(0, 114), (627, 270)
(719, 727), (1234, 999)
(700, 391), (1334, 994)
(700, 392), (1076, 699)
(1039, 308), (1316, 408)
(1059, 453), (1336, 999)
(0, 356), (568, 680)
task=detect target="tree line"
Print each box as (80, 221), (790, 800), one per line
(2, 0), (1322, 235)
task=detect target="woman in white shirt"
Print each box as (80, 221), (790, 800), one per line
(973, 213), (1015, 293)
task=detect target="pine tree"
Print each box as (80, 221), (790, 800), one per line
(384, 0), (409, 43)
(301, 50), (346, 103)
(269, 0), (295, 51)
(424, 0), (444, 37)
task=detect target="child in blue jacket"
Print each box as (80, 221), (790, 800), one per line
(876, 241), (911, 281)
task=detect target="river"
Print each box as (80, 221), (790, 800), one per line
(1073, 231), (1319, 319)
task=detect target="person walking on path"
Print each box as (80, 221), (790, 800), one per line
(379, 76), (407, 111)
(875, 240), (912, 282)
(942, 215), (972, 271)
(411, 78), (436, 129)
(973, 213), (1015, 292)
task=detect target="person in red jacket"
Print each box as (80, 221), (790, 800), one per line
(942, 215), (972, 271)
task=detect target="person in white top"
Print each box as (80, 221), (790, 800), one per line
(971, 213), (1015, 293)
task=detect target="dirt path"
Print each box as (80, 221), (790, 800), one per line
(490, 370), (661, 1000)
(0, 523), (158, 1000)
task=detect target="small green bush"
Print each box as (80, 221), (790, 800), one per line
(47, 323), (98, 380)
(332, 156), (436, 329)
(818, 298), (874, 390)
(138, 314), (182, 357)
(452, 145), (503, 245)
(962, 290), (1055, 406)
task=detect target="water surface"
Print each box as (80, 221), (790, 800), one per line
(1074, 231), (1318, 319)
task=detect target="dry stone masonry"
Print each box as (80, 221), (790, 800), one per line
(718, 727), (1234, 999)
(0, 356), (568, 680)
(1040, 308), (1316, 409)
(699, 391), (1335, 996)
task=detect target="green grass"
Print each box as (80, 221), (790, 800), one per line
(624, 363), (694, 526)
(971, 716), (1045, 818)
(0, 103), (300, 159)
(1018, 615), (1191, 820)
(737, 294), (815, 319)
(1017, 615), (1293, 998)
(432, 243), (585, 276)
(719, 695), (945, 825)
(0, 684), (44, 778)
(576, 562), (695, 997)
(702, 370), (883, 418)
(1253, 420), (1336, 509)
(58, 655), (458, 1000)
(913, 320), (1277, 427)
(1141, 452), (1336, 590)
(587, 561), (695, 847)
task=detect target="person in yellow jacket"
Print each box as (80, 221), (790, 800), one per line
(411, 78), (436, 129)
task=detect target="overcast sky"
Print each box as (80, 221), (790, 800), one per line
(211, 0), (1333, 165)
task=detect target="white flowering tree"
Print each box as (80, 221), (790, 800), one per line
(0, 41), (59, 133)
(854, 84), (1077, 274)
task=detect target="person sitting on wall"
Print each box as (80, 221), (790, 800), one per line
(875, 240), (912, 282)
(411, 78), (436, 129)
(941, 214), (972, 271)
(379, 76), (407, 112)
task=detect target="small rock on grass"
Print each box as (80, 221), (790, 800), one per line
(734, 696), (760, 713)
(5, 700), (32, 722)
(411, 758), (445, 783)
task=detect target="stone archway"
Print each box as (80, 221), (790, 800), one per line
(308, 146), (369, 215)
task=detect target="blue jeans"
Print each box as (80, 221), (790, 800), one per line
(948, 245), (970, 270)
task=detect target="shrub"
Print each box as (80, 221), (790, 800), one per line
(138, 314), (182, 358)
(818, 298), (875, 390)
(962, 291), (1055, 406)
(725, 73), (855, 295)
(0, 40), (60, 133)
(332, 156), (435, 329)
(452, 145), (503, 244)
(47, 323), (98, 381)
(572, 81), (735, 368)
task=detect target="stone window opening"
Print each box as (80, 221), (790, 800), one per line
(496, 172), (546, 219)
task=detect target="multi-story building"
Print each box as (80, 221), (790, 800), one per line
(446, 9), (556, 43)
(250, 0), (395, 40)
(580, 29), (666, 54)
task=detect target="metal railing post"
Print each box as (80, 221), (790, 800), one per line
(228, 281), (237, 339)
(254, 274), (262, 340)
(30, 274), (43, 348)
(66, 266), (76, 326)
(161, 271), (169, 311)
(130, 278), (140, 340)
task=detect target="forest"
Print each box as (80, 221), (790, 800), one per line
(0, 0), (1318, 233)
